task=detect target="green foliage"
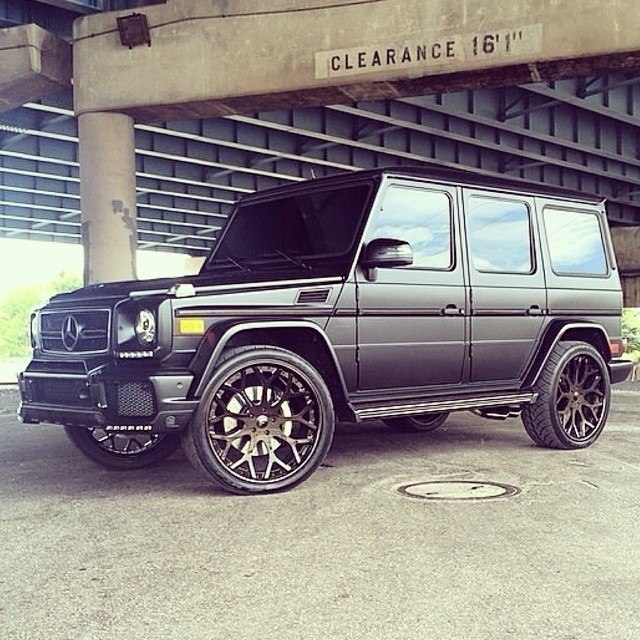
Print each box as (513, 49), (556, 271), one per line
(0, 271), (82, 357)
(622, 308), (640, 352)
(50, 270), (83, 296)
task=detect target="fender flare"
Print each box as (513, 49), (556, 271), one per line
(192, 319), (351, 401)
(523, 321), (611, 388)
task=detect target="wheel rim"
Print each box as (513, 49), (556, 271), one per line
(89, 428), (162, 456)
(206, 361), (323, 484)
(555, 354), (607, 442)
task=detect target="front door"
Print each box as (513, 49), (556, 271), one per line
(356, 180), (468, 392)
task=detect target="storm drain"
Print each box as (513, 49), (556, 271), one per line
(397, 480), (520, 501)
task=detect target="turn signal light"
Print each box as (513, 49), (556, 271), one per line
(178, 318), (206, 335)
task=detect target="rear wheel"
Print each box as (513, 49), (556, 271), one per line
(522, 341), (610, 449)
(384, 412), (449, 432)
(183, 346), (335, 494)
(64, 426), (181, 470)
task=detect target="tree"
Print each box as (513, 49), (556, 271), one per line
(622, 308), (640, 352)
(50, 270), (82, 296)
(0, 271), (82, 357)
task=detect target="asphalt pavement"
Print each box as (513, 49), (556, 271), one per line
(1, 385), (639, 640)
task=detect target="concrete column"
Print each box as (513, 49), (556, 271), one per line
(78, 112), (137, 284)
(184, 255), (205, 274)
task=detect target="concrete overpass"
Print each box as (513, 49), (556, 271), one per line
(3, 0), (640, 302)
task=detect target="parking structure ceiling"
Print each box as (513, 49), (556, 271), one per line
(2, 2), (640, 257)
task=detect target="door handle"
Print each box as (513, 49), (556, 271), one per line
(442, 304), (464, 316)
(527, 305), (545, 316)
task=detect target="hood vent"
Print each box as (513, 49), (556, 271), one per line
(296, 288), (330, 304)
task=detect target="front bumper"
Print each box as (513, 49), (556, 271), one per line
(18, 361), (199, 433)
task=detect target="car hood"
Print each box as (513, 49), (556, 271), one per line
(46, 269), (342, 305)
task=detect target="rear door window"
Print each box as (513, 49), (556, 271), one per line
(467, 196), (534, 274)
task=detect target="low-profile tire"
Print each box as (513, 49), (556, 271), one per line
(64, 426), (181, 470)
(384, 412), (449, 432)
(183, 345), (335, 495)
(522, 341), (611, 449)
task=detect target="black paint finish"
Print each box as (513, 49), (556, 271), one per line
(18, 168), (630, 433)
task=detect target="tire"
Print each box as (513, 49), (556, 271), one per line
(384, 412), (449, 432)
(183, 345), (335, 494)
(522, 341), (611, 449)
(64, 426), (181, 470)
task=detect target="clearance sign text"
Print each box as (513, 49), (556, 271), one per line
(315, 24), (543, 79)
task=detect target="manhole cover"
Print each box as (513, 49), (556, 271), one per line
(397, 480), (520, 501)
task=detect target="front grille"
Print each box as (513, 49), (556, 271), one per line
(109, 381), (156, 418)
(30, 378), (92, 408)
(41, 309), (110, 353)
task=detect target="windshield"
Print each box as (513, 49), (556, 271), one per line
(205, 181), (373, 273)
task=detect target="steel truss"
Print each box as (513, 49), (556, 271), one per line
(2, 75), (640, 255)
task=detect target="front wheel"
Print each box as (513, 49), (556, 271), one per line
(183, 346), (335, 494)
(522, 341), (611, 449)
(64, 426), (181, 470)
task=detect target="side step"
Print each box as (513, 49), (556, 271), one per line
(353, 392), (537, 421)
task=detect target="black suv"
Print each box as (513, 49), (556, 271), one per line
(18, 168), (633, 494)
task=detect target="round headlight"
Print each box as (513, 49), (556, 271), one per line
(135, 309), (156, 344)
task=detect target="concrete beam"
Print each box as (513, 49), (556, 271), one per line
(74, 0), (640, 122)
(0, 24), (71, 113)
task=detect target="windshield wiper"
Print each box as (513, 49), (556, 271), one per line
(209, 255), (251, 272)
(256, 250), (311, 270)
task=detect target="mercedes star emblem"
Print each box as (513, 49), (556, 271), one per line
(61, 315), (80, 351)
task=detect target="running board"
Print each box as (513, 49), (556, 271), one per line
(353, 392), (538, 421)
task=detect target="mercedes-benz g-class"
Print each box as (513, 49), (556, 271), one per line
(18, 167), (633, 493)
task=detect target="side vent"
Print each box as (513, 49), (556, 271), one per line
(296, 288), (331, 304)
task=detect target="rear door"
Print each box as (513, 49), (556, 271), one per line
(463, 189), (546, 383)
(355, 179), (468, 391)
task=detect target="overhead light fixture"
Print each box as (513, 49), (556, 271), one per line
(117, 13), (151, 49)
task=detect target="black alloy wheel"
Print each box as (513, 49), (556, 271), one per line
(183, 346), (335, 494)
(384, 412), (449, 432)
(522, 341), (611, 449)
(64, 426), (181, 469)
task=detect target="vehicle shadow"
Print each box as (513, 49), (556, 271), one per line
(3, 414), (535, 501)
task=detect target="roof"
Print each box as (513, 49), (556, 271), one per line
(239, 165), (604, 205)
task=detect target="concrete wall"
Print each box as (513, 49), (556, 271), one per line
(611, 227), (640, 274)
(621, 277), (640, 308)
(0, 24), (71, 112)
(611, 227), (640, 307)
(73, 0), (640, 122)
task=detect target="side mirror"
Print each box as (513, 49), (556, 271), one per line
(362, 238), (413, 268)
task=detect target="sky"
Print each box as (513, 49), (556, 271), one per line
(0, 237), (203, 301)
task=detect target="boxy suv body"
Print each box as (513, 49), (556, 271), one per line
(18, 168), (633, 493)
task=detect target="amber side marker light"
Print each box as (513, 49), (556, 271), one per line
(178, 318), (206, 335)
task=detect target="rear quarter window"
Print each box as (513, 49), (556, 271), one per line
(543, 207), (608, 276)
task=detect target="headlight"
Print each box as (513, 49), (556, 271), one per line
(135, 309), (156, 344)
